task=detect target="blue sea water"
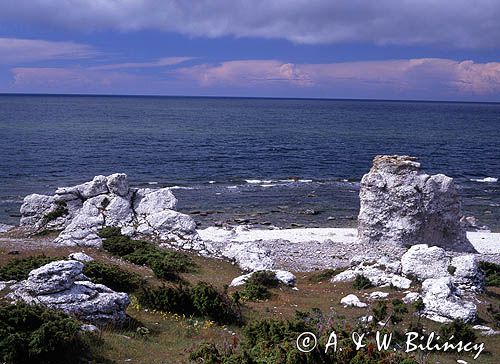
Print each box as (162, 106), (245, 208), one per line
(0, 95), (499, 230)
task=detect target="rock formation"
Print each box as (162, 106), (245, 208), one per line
(20, 173), (201, 250)
(6, 260), (130, 325)
(358, 155), (473, 252)
(333, 244), (483, 322)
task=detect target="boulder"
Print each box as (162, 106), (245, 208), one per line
(402, 292), (421, 304)
(106, 173), (129, 196)
(68, 252), (94, 262)
(421, 277), (476, 323)
(401, 244), (451, 280)
(358, 155), (473, 252)
(449, 255), (483, 291)
(368, 291), (389, 300)
(133, 188), (177, 215)
(222, 242), (273, 272)
(340, 294), (367, 308)
(6, 260), (129, 325)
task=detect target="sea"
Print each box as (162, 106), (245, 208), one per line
(0, 95), (499, 231)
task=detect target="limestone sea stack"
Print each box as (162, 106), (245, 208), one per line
(358, 155), (473, 252)
(19, 173), (205, 251)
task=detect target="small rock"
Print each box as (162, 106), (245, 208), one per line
(80, 324), (100, 333)
(401, 244), (451, 281)
(368, 291), (389, 300)
(68, 252), (94, 262)
(402, 292), (421, 304)
(340, 294), (368, 308)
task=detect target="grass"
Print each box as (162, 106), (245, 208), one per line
(1, 236), (500, 363)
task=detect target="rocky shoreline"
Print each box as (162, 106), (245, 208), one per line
(1, 155), (499, 327)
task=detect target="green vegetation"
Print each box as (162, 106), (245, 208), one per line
(42, 201), (68, 223)
(98, 227), (194, 281)
(240, 270), (279, 301)
(0, 301), (100, 364)
(308, 268), (343, 283)
(447, 265), (457, 275)
(438, 319), (476, 345)
(480, 261), (500, 287)
(136, 282), (241, 325)
(0, 255), (58, 281)
(352, 274), (373, 290)
(372, 300), (388, 323)
(83, 260), (142, 293)
(190, 310), (418, 364)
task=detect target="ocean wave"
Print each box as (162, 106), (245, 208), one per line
(245, 179), (273, 184)
(169, 186), (194, 190)
(246, 178), (313, 184)
(471, 177), (498, 183)
(147, 181), (159, 185)
(208, 181), (216, 184)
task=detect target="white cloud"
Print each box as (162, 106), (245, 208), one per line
(0, 38), (96, 64)
(90, 57), (194, 70)
(0, 1), (499, 48)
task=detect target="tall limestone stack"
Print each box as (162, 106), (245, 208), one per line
(358, 155), (474, 252)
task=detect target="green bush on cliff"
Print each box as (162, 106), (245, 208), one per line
(240, 270), (279, 301)
(479, 261), (500, 287)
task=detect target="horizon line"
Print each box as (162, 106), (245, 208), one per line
(0, 92), (499, 105)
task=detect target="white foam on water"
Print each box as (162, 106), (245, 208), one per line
(471, 177), (498, 183)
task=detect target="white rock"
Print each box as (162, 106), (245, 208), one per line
(358, 155), (473, 252)
(223, 242), (273, 272)
(274, 270), (297, 286)
(106, 173), (129, 197)
(145, 210), (197, 237)
(134, 188), (177, 215)
(20, 194), (55, 227)
(23, 260), (84, 295)
(368, 291), (389, 299)
(390, 275), (412, 289)
(7, 260), (129, 325)
(104, 195), (134, 226)
(402, 292), (421, 304)
(340, 294), (368, 308)
(80, 324), (100, 333)
(68, 252), (94, 262)
(76, 175), (109, 199)
(421, 277), (476, 323)
(472, 325), (500, 336)
(401, 244), (451, 281)
(449, 255), (483, 291)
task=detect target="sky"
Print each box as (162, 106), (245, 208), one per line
(0, 0), (499, 101)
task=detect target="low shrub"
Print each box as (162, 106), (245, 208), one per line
(0, 255), (58, 281)
(372, 301), (388, 323)
(438, 319), (476, 345)
(479, 261), (500, 287)
(137, 282), (240, 325)
(240, 270), (279, 301)
(308, 268), (343, 283)
(98, 227), (194, 281)
(0, 301), (97, 364)
(353, 274), (373, 290)
(83, 261), (142, 293)
(390, 298), (408, 324)
(42, 201), (68, 223)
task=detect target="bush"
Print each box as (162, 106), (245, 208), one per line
(98, 227), (194, 281)
(240, 271), (279, 301)
(82, 261), (142, 293)
(308, 268), (343, 283)
(136, 282), (240, 325)
(0, 255), (58, 281)
(42, 201), (68, 223)
(479, 261), (500, 287)
(0, 301), (96, 364)
(390, 298), (408, 324)
(353, 274), (373, 290)
(372, 301), (388, 323)
(438, 319), (476, 345)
